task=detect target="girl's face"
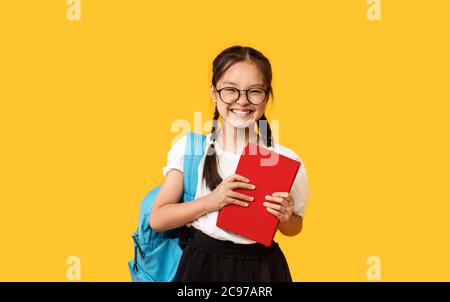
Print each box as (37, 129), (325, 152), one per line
(210, 61), (268, 129)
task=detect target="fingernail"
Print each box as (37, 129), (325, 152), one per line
(251, 185), (256, 189)
(250, 197), (254, 201)
(263, 202), (268, 206)
(265, 195), (271, 200)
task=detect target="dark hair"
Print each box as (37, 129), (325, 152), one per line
(203, 45), (274, 191)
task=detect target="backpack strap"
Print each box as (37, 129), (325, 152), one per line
(182, 131), (207, 202)
(177, 132), (207, 249)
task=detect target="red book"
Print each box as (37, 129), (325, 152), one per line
(216, 142), (301, 246)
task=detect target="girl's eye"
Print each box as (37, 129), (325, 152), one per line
(249, 89), (264, 95)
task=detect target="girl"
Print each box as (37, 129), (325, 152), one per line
(150, 45), (310, 282)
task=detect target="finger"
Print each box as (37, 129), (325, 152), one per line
(272, 193), (294, 206)
(227, 174), (250, 183)
(225, 197), (249, 207)
(229, 182), (256, 190)
(265, 195), (286, 204)
(272, 192), (289, 198)
(229, 191), (254, 202)
(263, 201), (288, 214)
(266, 207), (283, 220)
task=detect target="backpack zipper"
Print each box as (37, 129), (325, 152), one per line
(132, 234), (146, 258)
(133, 246), (139, 272)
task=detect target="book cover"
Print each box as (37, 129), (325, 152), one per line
(216, 142), (301, 246)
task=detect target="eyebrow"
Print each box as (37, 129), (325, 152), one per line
(222, 81), (265, 88)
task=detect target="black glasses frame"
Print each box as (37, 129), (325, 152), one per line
(213, 86), (269, 105)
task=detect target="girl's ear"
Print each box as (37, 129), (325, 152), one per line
(210, 83), (217, 102)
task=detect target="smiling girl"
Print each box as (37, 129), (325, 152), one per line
(150, 45), (310, 282)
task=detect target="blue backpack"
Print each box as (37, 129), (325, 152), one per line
(128, 132), (207, 282)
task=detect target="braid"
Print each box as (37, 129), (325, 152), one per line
(203, 106), (223, 191)
(210, 107), (220, 145)
(257, 114), (273, 149)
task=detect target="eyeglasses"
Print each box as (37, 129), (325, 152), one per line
(214, 86), (269, 105)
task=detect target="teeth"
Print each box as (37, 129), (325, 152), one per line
(231, 109), (251, 116)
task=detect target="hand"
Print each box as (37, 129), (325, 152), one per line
(209, 174), (256, 211)
(263, 192), (294, 224)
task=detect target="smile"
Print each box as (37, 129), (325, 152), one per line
(230, 109), (253, 116)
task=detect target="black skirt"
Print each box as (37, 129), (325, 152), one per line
(174, 228), (292, 282)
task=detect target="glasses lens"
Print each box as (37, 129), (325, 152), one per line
(220, 87), (239, 103)
(247, 89), (267, 104)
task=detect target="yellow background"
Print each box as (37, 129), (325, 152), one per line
(1, 0), (449, 281)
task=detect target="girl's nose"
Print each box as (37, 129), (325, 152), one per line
(235, 92), (250, 105)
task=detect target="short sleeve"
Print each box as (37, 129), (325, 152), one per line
(290, 158), (310, 218)
(162, 135), (187, 177)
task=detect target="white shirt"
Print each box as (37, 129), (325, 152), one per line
(162, 132), (310, 244)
